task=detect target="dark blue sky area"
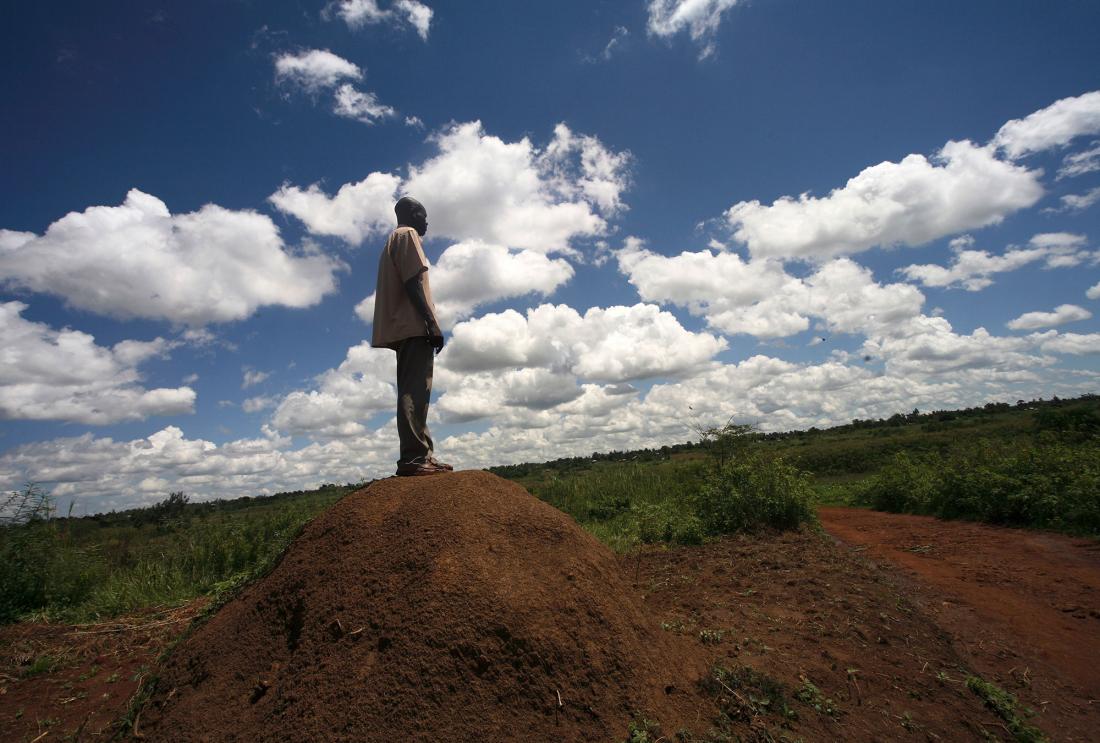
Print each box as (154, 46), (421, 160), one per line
(4, 1), (1098, 237)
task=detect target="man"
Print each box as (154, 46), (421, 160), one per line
(371, 197), (453, 476)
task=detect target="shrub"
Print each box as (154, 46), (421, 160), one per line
(860, 452), (941, 514)
(856, 439), (1100, 535)
(693, 454), (817, 535)
(631, 501), (704, 545)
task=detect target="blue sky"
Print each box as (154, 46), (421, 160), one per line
(2, 0), (1100, 513)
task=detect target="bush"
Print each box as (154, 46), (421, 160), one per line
(529, 455), (814, 550)
(0, 485), (103, 622)
(693, 454), (817, 535)
(855, 439), (1100, 535)
(861, 452), (941, 514)
(631, 501), (704, 545)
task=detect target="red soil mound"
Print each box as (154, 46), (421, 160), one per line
(138, 471), (707, 742)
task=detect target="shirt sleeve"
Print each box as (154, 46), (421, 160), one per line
(391, 230), (430, 283)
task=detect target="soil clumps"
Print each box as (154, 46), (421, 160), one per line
(138, 471), (707, 742)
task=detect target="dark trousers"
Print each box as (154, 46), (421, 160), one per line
(395, 336), (434, 465)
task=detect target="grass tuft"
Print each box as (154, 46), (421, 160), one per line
(966, 675), (1047, 743)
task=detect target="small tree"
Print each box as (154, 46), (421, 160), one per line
(688, 412), (757, 471)
(131, 490), (190, 527)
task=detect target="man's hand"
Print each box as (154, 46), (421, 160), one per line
(404, 273), (444, 353)
(428, 322), (445, 354)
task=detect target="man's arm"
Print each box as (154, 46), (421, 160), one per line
(404, 272), (444, 353)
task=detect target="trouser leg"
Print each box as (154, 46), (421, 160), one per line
(395, 337), (434, 465)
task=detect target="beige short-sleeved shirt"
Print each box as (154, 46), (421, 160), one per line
(371, 226), (437, 350)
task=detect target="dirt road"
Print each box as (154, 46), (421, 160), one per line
(819, 507), (1100, 739)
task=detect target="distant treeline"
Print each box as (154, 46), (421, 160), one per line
(47, 481), (365, 529)
(489, 393), (1099, 479)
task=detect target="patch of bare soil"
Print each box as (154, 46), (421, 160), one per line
(630, 527), (1035, 741)
(137, 471), (712, 742)
(0, 601), (205, 742)
(820, 506), (1100, 742)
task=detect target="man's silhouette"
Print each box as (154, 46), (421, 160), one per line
(371, 197), (452, 476)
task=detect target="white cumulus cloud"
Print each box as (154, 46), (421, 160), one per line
(274, 49), (394, 126)
(271, 121), (630, 254)
(403, 122), (625, 253)
(395, 0), (433, 40)
(270, 342), (396, 439)
(242, 369), (271, 389)
(274, 48), (362, 92)
(0, 302), (194, 424)
(242, 396), (278, 414)
(617, 240), (924, 338)
(647, 0), (741, 59)
(725, 140), (1043, 260)
(1056, 186), (1100, 213)
(1034, 332), (1100, 355)
(898, 235), (1048, 291)
(269, 172), (401, 245)
(1057, 142), (1100, 179)
(993, 90), (1100, 159)
(1006, 304), (1092, 331)
(429, 242), (574, 327)
(326, 0), (388, 28)
(0, 189), (342, 326)
(325, 0), (433, 40)
(440, 302), (726, 382)
(332, 83), (396, 124)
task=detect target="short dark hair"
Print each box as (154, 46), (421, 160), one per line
(395, 196), (423, 223)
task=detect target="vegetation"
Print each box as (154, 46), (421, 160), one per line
(702, 664), (798, 728)
(495, 393), (1100, 539)
(3, 394), (1097, 625)
(0, 483), (354, 623)
(966, 675), (1046, 743)
(522, 421), (817, 551)
(842, 440), (1100, 533)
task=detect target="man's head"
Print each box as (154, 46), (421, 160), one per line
(395, 196), (428, 237)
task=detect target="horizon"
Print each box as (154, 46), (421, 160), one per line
(2, 1), (1100, 514)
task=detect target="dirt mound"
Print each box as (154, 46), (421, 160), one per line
(138, 471), (707, 742)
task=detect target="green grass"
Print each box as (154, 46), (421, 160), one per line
(966, 675), (1047, 743)
(0, 485), (352, 624)
(524, 454), (817, 552)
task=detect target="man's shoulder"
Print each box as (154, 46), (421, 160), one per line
(389, 225), (419, 240)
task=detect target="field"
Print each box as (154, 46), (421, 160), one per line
(1, 395), (1098, 740)
(495, 394), (1100, 544)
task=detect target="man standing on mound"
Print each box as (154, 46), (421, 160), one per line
(371, 196), (453, 476)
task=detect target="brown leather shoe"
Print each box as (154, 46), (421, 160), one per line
(426, 455), (453, 471)
(396, 460), (448, 477)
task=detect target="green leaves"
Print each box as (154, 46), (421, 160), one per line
(693, 454), (817, 535)
(856, 440), (1100, 534)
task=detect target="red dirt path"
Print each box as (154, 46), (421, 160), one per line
(820, 506), (1100, 740)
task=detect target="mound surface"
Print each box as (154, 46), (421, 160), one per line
(139, 471), (707, 742)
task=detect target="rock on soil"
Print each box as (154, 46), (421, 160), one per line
(138, 471), (708, 742)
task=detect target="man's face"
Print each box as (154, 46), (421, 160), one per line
(410, 205), (428, 237)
